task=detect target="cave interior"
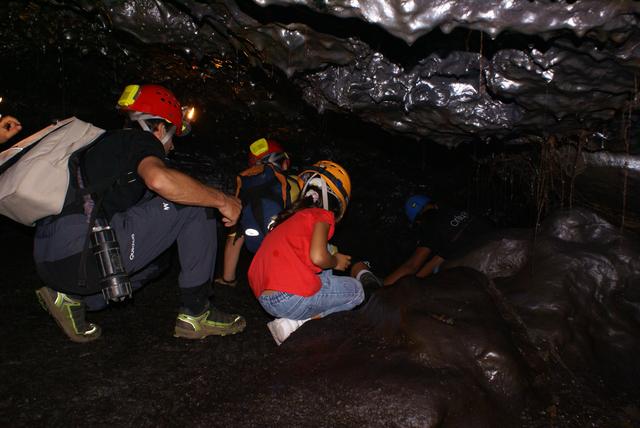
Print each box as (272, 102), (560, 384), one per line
(1, 1), (640, 427)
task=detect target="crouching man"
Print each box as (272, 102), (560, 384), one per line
(384, 195), (491, 286)
(34, 84), (245, 343)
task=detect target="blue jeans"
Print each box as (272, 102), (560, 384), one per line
(258, 270), (365, 320)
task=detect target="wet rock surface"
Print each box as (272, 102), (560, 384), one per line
(6, 0), (640, 148)
(270, 269), (530, 427)
(450, 208), (640, 386)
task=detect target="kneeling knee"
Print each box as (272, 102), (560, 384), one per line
(353, 285), (365, 307)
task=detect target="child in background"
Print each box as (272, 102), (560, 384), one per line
(248, 160), (375, 345)
(215, 138), (300, 287)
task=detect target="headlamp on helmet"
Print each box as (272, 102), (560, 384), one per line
(180, 105), (196, 136)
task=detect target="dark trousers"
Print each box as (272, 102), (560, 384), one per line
(34, 195), (217, 309)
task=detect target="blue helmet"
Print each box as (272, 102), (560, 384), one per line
(405, 195), (431, 223)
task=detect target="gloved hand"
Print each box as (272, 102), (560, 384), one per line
(214, 277), (238, 287)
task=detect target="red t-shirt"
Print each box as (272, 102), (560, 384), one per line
(248, 208), (335, 297)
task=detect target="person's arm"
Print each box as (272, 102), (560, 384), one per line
(137, 155), (241, 226)
(0, 116), (22, 144)
(383, 247), (431, 286)
(415, 255), (445, 278)
(309, 221), (351, 270)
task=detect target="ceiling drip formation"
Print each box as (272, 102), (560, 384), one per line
(3, 0), (639, 230)
(18, 0), (634, 151)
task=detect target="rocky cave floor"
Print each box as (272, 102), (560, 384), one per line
(0, 213), (638, 427)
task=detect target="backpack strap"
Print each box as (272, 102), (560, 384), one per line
(75, 167), (111, 289)
(238, 163), (288, 237)
(285, 175), (302, 205)
(74, 137), (135, 289)
(272, 166), (292, 205)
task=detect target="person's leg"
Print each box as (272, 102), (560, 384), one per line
(310, 270), (365, 318)
(214, 233), (243, 286)
(174, 280), (246, 339)
(111, 196), (245, 338)
(259, 291), (307, 319)
(35, 286), (102, 342)
(110, 197), (215, 289)
(33, 196), (221, 341)
(258, 292), (311, 345)
(259, 270), (364, 320)
(350, 260), (384, 304)
(34, 215), (102, 342)
(351, 261), (384, 288)
(84, 249), (172, 311)
(258, 272), (364, 345)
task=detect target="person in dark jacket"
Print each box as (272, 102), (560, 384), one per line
(384, 195), (490, 285)
(34, 84), (245, 343)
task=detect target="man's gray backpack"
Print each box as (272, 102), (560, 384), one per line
(0, 117), (105, 226)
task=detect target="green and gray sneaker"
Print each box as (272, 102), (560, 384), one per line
(35, 287), (101, 343)
(174, 307), (246, 339)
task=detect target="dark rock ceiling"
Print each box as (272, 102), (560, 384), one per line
(3, 0), (640, 147)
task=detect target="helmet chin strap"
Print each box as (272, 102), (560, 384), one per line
(160, 125), (176, 146)
(303, 175), (330, 212)
(319, 177), (330, 212)
(129, 112), (175, 147)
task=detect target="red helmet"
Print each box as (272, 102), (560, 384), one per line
(117, 84), (187, 136)
(248, 138), (288, 166)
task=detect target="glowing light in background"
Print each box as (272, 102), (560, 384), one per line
(186, 106), (195, 121)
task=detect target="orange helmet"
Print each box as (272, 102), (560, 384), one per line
(117, 84), (189, 136)
(299, 160), (351, 220)
(248, 138), (289, 167)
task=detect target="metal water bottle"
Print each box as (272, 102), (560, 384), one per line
(90, 225), (132, 302)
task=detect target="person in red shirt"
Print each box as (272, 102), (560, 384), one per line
(248, 160), (373, 345)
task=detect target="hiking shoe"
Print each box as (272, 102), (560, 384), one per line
(358, 270), (384, 289)
(267, 318), (309, 346)
(35, 287), (101, 343)
(174, 307), (246, 339)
